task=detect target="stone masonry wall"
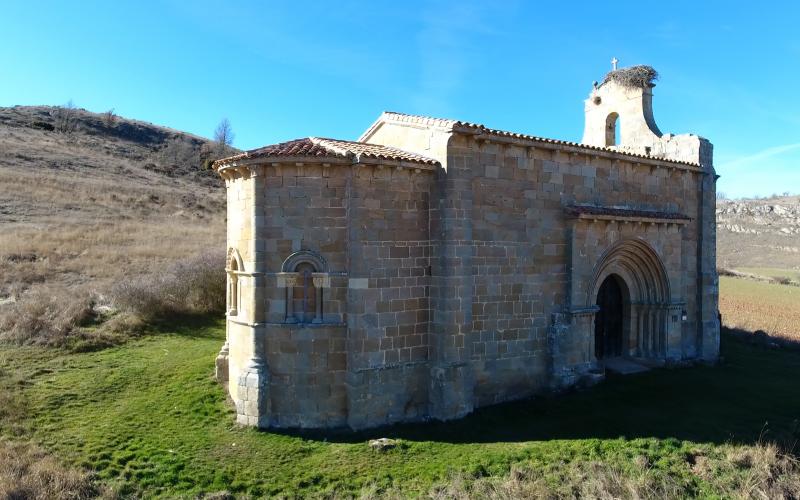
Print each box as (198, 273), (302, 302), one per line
(224, 173), (256, 403)
(436, 134), (709, 400)
(222, 110), (717, 430)
(258, 162), (350, 427)
(345, 165), (434, 429)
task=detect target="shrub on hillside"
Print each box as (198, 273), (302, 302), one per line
(0, 252), (225, 349)
(0, 288), (94, 346)
(111, 251), (226, 321)
(772, 276), (793, 286)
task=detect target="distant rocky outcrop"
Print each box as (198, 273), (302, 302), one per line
(717, 195), (800, 270)
(717, 198), (800, 235)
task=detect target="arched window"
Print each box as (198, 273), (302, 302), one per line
(280, 250), (328, 324)
(226, 250), (242, 316)
(290, 262), (319, 323)
(605, 112), (619, 146)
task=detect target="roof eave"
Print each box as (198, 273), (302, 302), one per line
(467, 131), (701, 170)
(215, 155), (350, 171)
(353, 156), (439, 170)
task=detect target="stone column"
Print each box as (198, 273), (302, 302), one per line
(235, 166), (269, 427)
(644, 305), (654, 358)
(697, 155), (720, 361)
(633, 303), (644, 357)
(428, 147), (475, 421)
(665, 303), (684, 361)
(656, 307), (666, 358)
(215, 271), (235, 383)
(278, 273), (299, 323)
(312, 273), (329, 324)
(215, 312), (230, 383)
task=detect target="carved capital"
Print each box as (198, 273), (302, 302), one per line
(312, 273), (330, 288)
(276, 272), (300, 288)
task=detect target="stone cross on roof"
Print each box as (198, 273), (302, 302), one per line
(611, 57), (618, 70)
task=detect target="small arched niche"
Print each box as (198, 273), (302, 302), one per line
(279, 250), (329, 324)
(226, 248), (244, 316)
(605, 112), (620, 146)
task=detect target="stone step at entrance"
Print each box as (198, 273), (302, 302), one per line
(602, 357), (652, 375)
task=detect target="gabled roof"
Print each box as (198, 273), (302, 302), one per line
(214, 137), (439, 169)
(360, 111), (701, 168)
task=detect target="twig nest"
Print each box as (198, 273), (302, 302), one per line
(603, 65), (659, 89)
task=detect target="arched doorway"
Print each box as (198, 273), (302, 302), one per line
(587, 239), (672, 361)
(594, 275), (624, 359)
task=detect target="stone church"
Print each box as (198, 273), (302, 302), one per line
(213, 65), (719, 430)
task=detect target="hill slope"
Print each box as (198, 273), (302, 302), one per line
(0, 105), (228, 309)
(1, 104), (797, 327)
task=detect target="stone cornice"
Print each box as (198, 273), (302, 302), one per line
(565, 205), (692, 225)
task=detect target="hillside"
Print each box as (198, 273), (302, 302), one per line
(0, 105), (228, 328)
(717, 195), (800, 274)
(0, 105), (226, 220)
(2, 104), (797, 306)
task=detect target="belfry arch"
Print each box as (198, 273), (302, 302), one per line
(587, 239), (672, 360)
(605, 112), (619, 146)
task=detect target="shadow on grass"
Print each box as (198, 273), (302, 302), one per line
(275, 328), (800, 448)
(147, 312), (225, 340)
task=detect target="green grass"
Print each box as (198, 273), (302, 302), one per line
(1, 316), (799, 498)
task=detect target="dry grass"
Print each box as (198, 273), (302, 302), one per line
(0, 286), (94, 346)
(719, 276), (800, 343)
(111, 251), (226, 321)
(363, 442), (800, 499)
(0, 135), (224, 348)
(0, 211), (224, 348)
(0, 439), (111, 500)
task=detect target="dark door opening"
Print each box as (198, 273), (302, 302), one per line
(595, 276), (624, 359)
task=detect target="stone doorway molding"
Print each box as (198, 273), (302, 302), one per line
(586, 239), (676, 361)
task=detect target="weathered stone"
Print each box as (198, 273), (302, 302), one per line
(214, 65), (719, 431)
(368, 438), (399, 452)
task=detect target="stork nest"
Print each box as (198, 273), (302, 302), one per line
(603, 65), (659, 89)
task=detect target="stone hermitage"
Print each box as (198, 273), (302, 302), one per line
(212, 65), (719, 430)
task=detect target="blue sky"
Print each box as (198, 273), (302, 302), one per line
(2, 0), (799, 198)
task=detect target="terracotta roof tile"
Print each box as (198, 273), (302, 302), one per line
(214, 137), (439, 168)
(362, 111), (701, 168)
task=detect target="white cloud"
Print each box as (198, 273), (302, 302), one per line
(719, 142), (800, 170)
(717, 142), (800, 197)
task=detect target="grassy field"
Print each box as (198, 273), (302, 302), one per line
(1, 315), (799, 498)
(736, 267), (800, 284)
(719, 276), (800, 342)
